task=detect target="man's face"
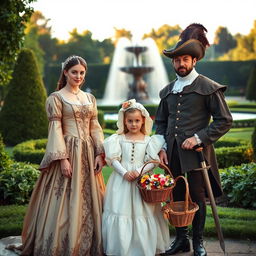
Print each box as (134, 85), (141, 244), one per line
(172, 55), (197, 77)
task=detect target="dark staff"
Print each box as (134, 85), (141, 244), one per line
(193, 144), (226, 254)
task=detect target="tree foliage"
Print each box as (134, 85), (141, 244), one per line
(245, 65), (256, 101)
(113, 27), (132, 45)
(0, 0), (34, 87)
(143, 24), (181, 53)
(214, 26), (237, 55)
(219, 20), (256, 61)
(0, 49), (48, 146)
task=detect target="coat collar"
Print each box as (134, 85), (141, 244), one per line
(159, 75), (227, 99)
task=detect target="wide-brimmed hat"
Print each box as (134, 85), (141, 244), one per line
(163, 23), (210, 60)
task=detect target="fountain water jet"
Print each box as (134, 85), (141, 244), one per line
(100, 37), (169, 105)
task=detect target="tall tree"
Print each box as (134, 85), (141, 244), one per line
(245, 65), (256, 101)
(0, 49), (48, 145)
(0, 0), (34, 96)
(143, 24), (181, 53)
(219, 20), (256, 60)
(113, 27), (132, 45)
(214, 26), (237, 56)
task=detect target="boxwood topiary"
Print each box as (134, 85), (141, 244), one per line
(0, 48), (48, 146)
(0, 133), (12, 172)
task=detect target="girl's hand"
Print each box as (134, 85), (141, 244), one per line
(94, 155), (104, 174)
(60, 159), (72, 178)
(131, 170), (139, 179)
(123, 171), (139, 181)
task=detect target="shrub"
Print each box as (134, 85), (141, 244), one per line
(232, 119), (256, 128)
(220, 163), (256, 209)
(0, 162), (40, 205)
(252, 126), (256, 160)
(214, 138), (248, 148)
(0, 48), (48, 146)
(216, 145), (253, 168)
(105, 120), (117, 130)
(13, 138), (47, 164)
(97, 109), (105, 128)
(0, 134), (12, 172)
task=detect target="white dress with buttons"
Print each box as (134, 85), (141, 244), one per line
(102, 134), (170, 256)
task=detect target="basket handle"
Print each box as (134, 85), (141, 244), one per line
(170, 175), (194, 213)
(138, 160), (174, 179)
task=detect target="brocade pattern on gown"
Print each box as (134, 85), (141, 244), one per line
(102, 134), (170, 256)
(20, 91), (105, 256)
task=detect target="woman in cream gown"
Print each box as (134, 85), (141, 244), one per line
(19, 56), (105, 256)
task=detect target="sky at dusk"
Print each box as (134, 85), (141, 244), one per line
(31, 0), (255, 43)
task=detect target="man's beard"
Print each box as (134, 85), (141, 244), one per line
(175, 66), (193, 77)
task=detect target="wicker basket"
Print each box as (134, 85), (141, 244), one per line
(162, 175), (199, 227)
(136, 160), (174, 203)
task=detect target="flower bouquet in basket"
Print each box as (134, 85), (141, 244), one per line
(136, 161), (175, 203)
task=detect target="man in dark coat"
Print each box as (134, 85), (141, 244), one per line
(155, 24), (233, 256)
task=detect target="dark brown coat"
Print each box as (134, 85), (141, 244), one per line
(155, 75), (233, 197)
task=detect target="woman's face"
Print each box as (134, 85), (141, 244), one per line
(64, 64), (86, 87)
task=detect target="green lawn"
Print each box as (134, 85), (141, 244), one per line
(1, 204), (255, 240)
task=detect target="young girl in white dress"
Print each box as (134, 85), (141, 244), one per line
(102, 99), (170, 256)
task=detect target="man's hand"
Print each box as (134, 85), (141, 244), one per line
(159, 149), (168, 165)
(181, 136), (198, 150)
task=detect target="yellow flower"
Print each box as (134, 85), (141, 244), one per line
(141, 174), (150, 183)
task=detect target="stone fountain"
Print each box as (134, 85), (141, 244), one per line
(120, 46), (153, 103)
(100, 37), (169, 105)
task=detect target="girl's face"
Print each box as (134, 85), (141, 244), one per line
(124, 110), (144, 135)
(64, 64), (86, 87)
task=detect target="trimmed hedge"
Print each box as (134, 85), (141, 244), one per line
(45, 60), (256, 98)
(163, 59), (256, 93)
(232, 119), (256, 128)
(216, 146), (253, 169)
(214, 138), (248, 148)
(13, 139), (47, 164)
(13, 137), (253, 168)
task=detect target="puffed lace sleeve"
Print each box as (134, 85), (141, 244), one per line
(39, 93), (68, 171)
(145, 134), (165, 162)
(89, 94), (104, 156)
(103, 134), (122, 166)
